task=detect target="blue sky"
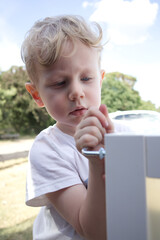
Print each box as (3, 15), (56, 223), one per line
(0, 0), (160, 107)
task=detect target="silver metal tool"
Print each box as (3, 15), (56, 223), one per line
(82, 147), (106, 160)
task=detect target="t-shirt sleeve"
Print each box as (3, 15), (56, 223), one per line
(26, 134), (83, 207)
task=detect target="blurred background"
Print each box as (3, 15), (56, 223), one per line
(0, 0), (160, 239)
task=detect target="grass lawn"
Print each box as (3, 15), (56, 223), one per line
(0, 158), (39, 240)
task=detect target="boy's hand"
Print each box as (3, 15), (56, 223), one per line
(74, 104), (114, 154)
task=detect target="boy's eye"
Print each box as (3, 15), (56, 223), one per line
(81, 77), (91, 81)
(49, 80), (66, 88)
(56, 81), (66, 87)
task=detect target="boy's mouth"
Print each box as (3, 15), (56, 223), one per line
(69, 107), (87, 116)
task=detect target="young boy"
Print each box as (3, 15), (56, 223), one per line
(21, 15), (114, 240)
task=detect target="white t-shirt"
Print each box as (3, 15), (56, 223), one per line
(26, 122), (132, 240)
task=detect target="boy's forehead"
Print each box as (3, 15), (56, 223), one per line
(60, 39), (99, 59)
(35, 39), (100, 80)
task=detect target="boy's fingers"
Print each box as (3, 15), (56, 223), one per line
(99, 104), (114, 133)
(76, 133), (102, 152)
(99, 104), (108, 117)
(76, 116), (106, 135)
(75, 125), (105, 143)
(83, 107), (108, 129)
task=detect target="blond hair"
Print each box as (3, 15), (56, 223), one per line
(21, 15), (103, 82)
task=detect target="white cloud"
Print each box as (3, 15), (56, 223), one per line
(101, 54), (160, 107)
(82, 1), (94, 8)
(133, 63), (160, 107)
(0, 16), (23, 71)
(89, 0), (159, 45)
(0, 38), (23, 71)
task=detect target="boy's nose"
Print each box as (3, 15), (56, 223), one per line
(68, 82), (85, 101)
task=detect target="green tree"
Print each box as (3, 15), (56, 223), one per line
(0, 66), (54, 135)
(138, 100), (157, 111)
(0, 87), (17, 134)
(108, 72), (137, 89)
(101, 72), (157, 113)
(101, 72), (141, 112)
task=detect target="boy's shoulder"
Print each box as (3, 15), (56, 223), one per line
(31, 124), (75, 154)
(33, 125), (54, 142)
(36, 124), (74, 142)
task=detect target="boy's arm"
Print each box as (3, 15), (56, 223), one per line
(46, 104), (113, 240)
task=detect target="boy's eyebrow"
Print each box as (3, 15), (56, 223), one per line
(40, 69), (62, 81)
(40, 62), (98, 83)
(44, 75), (60, 84)
(45, 68), (94, 81)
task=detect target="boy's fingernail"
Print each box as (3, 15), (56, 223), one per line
(105, 121), (109, 128)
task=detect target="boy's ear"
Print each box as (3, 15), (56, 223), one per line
(25, 82), (44, 108)
(100, 70), (105, 87)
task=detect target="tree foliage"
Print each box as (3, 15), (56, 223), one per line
(101, 72), (157, 113)
(0, 66), (54, 135)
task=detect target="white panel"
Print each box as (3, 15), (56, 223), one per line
(105, 134), (147, 240)
(146, 135), (160, 178)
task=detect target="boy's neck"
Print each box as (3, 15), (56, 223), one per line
(56, 123), (76, 137)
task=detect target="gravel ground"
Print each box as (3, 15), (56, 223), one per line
(0, 138), (34, 161)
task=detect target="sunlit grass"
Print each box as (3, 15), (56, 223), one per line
(0, 158), (39, 240)
(0, 217), (34, 240)
(146, 178), (160, 240)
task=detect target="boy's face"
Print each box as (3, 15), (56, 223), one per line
(28, 40), (104, 135)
